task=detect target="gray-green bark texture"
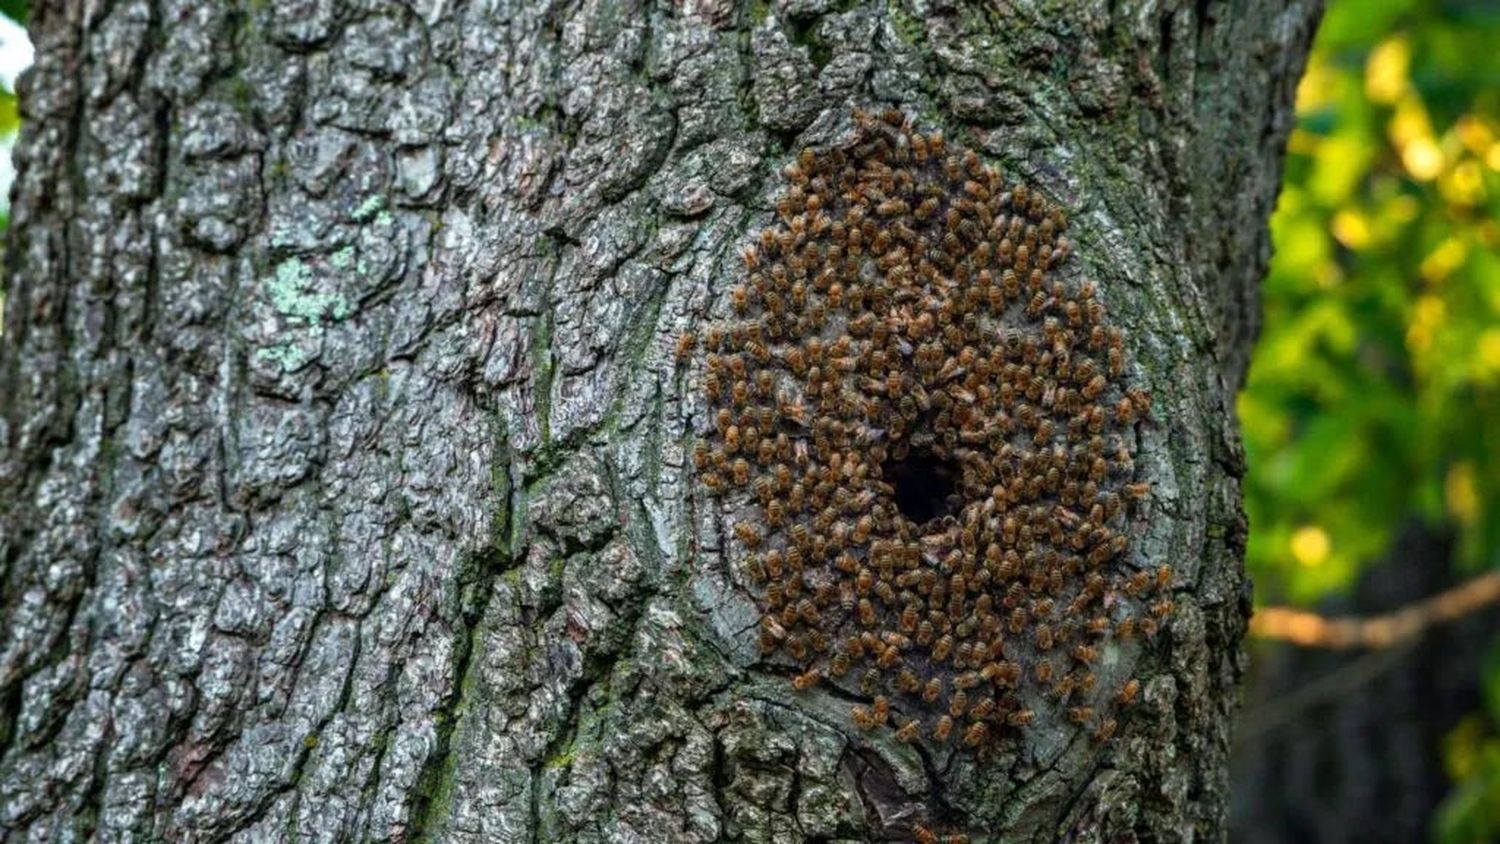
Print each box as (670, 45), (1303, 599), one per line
(0, 0), (1318, 841)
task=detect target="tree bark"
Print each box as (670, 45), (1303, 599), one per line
(0, 0), (1318, 841)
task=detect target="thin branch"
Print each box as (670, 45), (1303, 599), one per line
(1249, 570), (1500, 649)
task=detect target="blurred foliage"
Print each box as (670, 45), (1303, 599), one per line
(1240, 0), (1500, 839)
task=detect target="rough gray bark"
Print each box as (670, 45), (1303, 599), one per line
(0, 0), (1317, 841)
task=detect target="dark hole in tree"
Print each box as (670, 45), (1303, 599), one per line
(883, 450), (961, 524)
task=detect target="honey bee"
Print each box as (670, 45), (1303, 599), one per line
(764, 581), (784, 608)
(968, 697), (995, 720)
(923, 678), (943, 703)
(1093, 718), (1117, 743)
(895, 719), (921, 743)
(949, 690), (969, 719)
(1034, 658), (1054, 685)
(1118, 678), (1141, 706)
(871, 695), (890, 725)
(1068, 706), (1095, 726)
(900, 603), (919, 633)
(1035, 624), (1055, 651)
(851, 704), (877, 730)
(798, 598), (821, 624)
(963, 722), (988, 747)
(792, 667), (822, 690)
(914, 824), (939, 844)
(933, 715), (955, 742)
(877, 645), (903, 669)
(1008, 607), (1028, 634)
(1007, 708), (1035, 727)
(830, 651), (851, 677)
(1071, 644), (1098, 665)
(733, 521), (761, 548)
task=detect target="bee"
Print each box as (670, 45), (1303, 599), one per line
(732, 458), (751, 486)
(1124, 570), (1151, 596)
(900, 603), (920, 633)
(932, 634), (955, 662)
(798, 598), (821, 624)
(1035, 624), (1055, 651)
(1008, 607), (1028, 634)
(1007, 708), (1035, 727)
(963, 722), (988, 747)
(1119, 678), (1141, 706)
(923, 678), (943, 703)
(871, 695), (890, 725)
(895, 719), (921, 743)
(1034, 658), (1054, 685)
(830, 651), (851, 677)
(1156, 564), (1172, 590)
(851, 704), (877, 730)
(765, 498), (785, 526)
(1027, 290), (1047, 316)
(1071, 644), (1098, 665)
(792, 667), (822, 690)
(933, 715), (955, 742)
(949, 690), (969, 719)
(858, 598), (877, 627)
(731, 286), (749, 313)
(764, 581), (785, 608)
(733, 522), (761, 548)
(968, 697), (995, 720)
(1093, 718), (1117, 743)
(1116, 617), (1137, 640)
(761, 550), (784, 580)
(914, 824), (939, 844)
(1151, 599), (1175, 618)
(1068, 706), (1095, 726)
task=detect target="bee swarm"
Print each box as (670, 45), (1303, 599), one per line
(692, 108), (1168, 751)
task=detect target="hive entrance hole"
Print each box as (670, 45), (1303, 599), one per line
(884, 449), (962, 524)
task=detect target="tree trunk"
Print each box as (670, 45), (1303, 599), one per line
(0, 0), (1318, 841)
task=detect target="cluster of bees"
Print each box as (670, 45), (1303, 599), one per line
(688, 109), (1170, 754)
